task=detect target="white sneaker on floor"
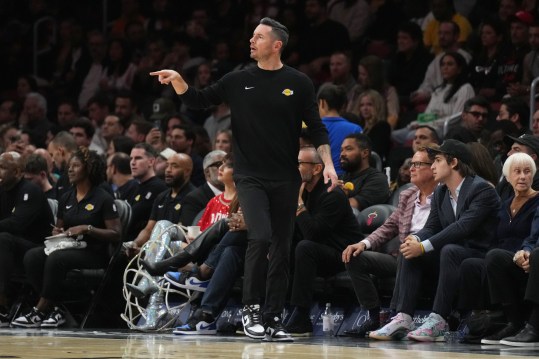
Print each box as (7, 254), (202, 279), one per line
(369, 313), (414, 341)
(41, 307), (66, 328)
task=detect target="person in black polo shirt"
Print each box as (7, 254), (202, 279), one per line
(0, 152), (54, 327)
(106, 152), (138, 201)
(125, 152), (195, 259)
(126, 143), (167, 241)
(12, 148), (121, 328)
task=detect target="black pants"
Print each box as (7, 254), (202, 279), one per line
(397, 244), (483, 317)
(290, 240), (344, 309)
(24, 247), (107, 302)
(235, 175), (300, 315)
(0, 232), (39, 295)
(346, 251), (398, 310)
(458, 258), (490, 311)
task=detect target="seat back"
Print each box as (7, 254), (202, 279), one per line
(370, 151), (383, 172)
(48, 198), (58, 223)
(192, 208), (205, 226)
(357, 204), (396, 235)
(114, 199), (132, 240)
(387, 182), (414, 206)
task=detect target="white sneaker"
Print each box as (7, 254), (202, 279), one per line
(242, 304), (265, 339)
(369, 312), (414, 340)
(41, 307), (66, 328)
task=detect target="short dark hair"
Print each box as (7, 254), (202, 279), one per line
(398, 21), (424, 42)
(70, 118), (95, 139)
(463, 96), (491, 113)
(317, 84), (347, 112)
(416, 125), (441, 144)
(110, 152), (131, 175)
(172, 124), (196, 143)
(87, 93), (111, 109)
(344, 133), (373, 152)
(51, 131), (78, 153)
(427, 151), (476, 178)
(133, 142), (158, 158)
(259, 17), (289, 50)
(501, 97), (530, 128)
(440, 20), (460, 36)
(112, 135), (135, 155)
(130, 119), (154, 136)
(24, 153), (48, 174)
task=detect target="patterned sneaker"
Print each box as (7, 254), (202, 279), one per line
(11, 307), (46, 328)
(173, 311), (217, 335)
(41, 307), (66, 328)
(263, 315), (294, 342)
(242, 304), (266, 339)
(407, 312), (448, 342)
(369, 312), (415, 340)
(0, 311), (10, 328)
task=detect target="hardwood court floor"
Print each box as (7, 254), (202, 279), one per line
(1, 328), (538, 359)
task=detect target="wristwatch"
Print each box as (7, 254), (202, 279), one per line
(87, 225), (93, 234)
(297, 203), (305, 211)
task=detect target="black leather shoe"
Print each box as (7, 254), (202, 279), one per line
(344, 319), (380, 338)
(285, 314), (313, 337)
(500, 324), (539, 347)
(481, 322), (522, 345)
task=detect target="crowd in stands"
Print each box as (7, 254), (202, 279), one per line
(2, 0), (539, 347)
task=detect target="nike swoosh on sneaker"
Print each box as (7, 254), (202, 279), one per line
(245, 86), (254, 90)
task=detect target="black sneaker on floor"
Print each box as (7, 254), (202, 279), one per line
(41, 307), (66, 328)
(264, 315), (294, 342)
(481, 322), (522, 345)
(285, 315), (313, 337)
(500, 324), (539, 347)
(11, 307), (46, 328)
(344, 318), (380, 338)
(242, 304), (265, 339)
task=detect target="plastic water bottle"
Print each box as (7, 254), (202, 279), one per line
(322, 303), (334, 336)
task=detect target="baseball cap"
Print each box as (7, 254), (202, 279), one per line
(426, 139), (472, 165)
(509, 11), (534, 26)
(506, 134), (539, 156)
(159, 148), (176, 160)
(150, 98), (175, 122)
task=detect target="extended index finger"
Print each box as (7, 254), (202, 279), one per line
(149, 70), (165, 76)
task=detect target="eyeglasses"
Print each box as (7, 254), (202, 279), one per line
(298, 161), (322, 166)
(410, 161), (433, 168)
(207, 161), (223, 168)
(466, 111), (489, 119)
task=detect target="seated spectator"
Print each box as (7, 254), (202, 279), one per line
(126, 143), (167, 241)
(388, 22), (434, 110)
(497, 134), (539, 201)
(283, 146), (362, 336)
(410, 21), (472, 109)
(489, 226), (539, 346)
(106, 152), (138, 200)
(107, 135), (135, 157)
(370, 140), (500, 341)
(214, 129), (232, 153)
(24, 153), (54, 198)
(0, 152), (54, 327)
(355, 90), (392, 161)
(318, 84), (362, 175)
(423, 51), (475, 120)
(100, 39), (137, 93)
(69, 118), (104, 155)
(423, 0), (472, 55)
(55, 99), (79, 131)
(126, 119), (153, 144)
(469, 18), (508, 101)
(348, 55), (400, 129)
(496, 97), (530, 136)
(445, 96), (490, 143)
(47, 131), (78, 200)
(318, 51), (357, 105)
(19, 93), (53, 149)
(178, 150), (226, 226)
(203, 103), (231, 145)
(339, 133), (390, 210)
(169, 125), (205, 186)
(457, 153), (539, 342)
(342, 145), (438, 337)
(12, 149), (120, 328)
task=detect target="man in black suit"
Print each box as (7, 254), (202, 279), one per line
(178, 150), (226, 226)
(370, 140), (501, 342)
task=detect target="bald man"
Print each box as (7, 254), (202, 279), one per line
(0, 152), (54, 326)
(126, 153), (195, 257)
